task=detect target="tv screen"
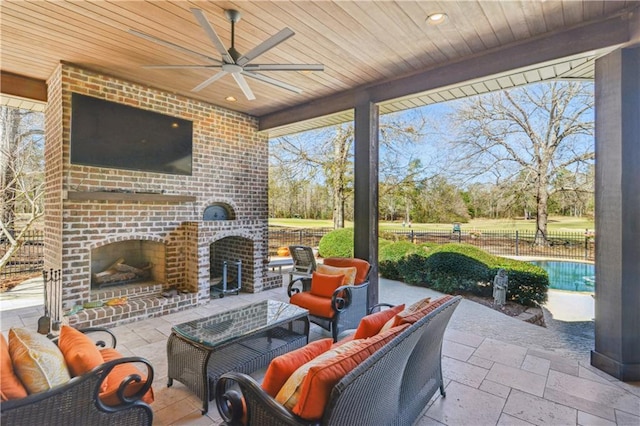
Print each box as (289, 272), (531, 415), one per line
(70, 93), (193, 175)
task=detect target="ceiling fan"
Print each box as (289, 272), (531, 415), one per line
(129, 8), (324, 101)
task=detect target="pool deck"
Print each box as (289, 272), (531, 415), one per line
(1, 276), (637, 426)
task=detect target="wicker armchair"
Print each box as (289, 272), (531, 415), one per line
(0, 328), (154, 426)
(287, 257), (370, 341)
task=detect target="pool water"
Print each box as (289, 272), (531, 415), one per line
(530, 260), (595, 292)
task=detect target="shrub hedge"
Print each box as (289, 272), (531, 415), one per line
(381, 243), (548, 306)
(318, 230), (548, 306)
(318, 228), (354, 258)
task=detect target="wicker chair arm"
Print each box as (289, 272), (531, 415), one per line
(0, 355), (154, 424)
(287, 277), (311, 298)
(216, 372), (316, 426)
(331, 281), (369, 313)
(368, 303), (395, 314)
(94, 356), (154, 412)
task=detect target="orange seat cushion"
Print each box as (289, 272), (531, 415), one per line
(57, 325), (105, 378)
(323, 258), (370, 284)
(290, 292), (335, 318)
(352, 304), (405, 340)
(291, 324), (410, 421)
(316, 264), (357, 285)
(309, 272), (345, 298)
(99, 348), (154, 406)
(0, 333), (27, 401)
(261, 338), (333, 397)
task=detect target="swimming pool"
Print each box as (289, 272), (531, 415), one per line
(530, 260), (595, 292)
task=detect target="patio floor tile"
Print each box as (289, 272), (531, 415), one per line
(473, 338), (528, 368)
(485, 363), (547, 397)
(503, 389), (578, 425)
(425, 381), (505, 426)
(443, 356), (489, 388)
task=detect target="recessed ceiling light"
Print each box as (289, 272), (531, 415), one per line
(426, 12), (448, 25)
(225, 96), (237, 102)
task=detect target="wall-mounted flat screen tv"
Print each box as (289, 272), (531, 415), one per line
(70, 93), (193, 175)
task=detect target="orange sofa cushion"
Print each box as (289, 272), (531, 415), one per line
(291, 324), (410, 421)
(0, 333), (27, 401)
(57, 325), (105, 378)
(323, 258), (370, 284)
(310, 272), (345, 298)
(261, 338), (333, 397)
(99, 348), (154, 406)
(353, 304), (405, 340)
(379, 296), (432, 333)
(316, 264), (357, 285)
(290, 292), (336, 318)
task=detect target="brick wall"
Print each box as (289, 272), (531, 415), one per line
(44, 63), (272, 327)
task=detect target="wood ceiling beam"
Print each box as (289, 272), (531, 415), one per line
(258, 11), (634, 132)
(0, 71), (48, 102)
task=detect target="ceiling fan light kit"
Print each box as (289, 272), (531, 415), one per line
(130, 8), (324, 101)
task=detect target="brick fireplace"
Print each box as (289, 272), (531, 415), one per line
(43, 63), (281, 329)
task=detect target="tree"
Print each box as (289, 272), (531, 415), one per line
(0, 106), (45, 271)
(449, 82), (594, 243)
(271, 111), (428, 228)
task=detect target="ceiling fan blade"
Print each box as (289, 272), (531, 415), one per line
(143, 65), (221, 69)
(232, 73), (256, 100)
(243, 64), (324, 72)
(242, 71), (303, 94)
(236, 28), (295, 66)
(129, 29), (222, 64)
(191, 8), (234, 64)
(192, 71), (228, 92)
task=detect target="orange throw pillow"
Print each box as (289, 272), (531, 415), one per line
(275, 340), (363, 409)
(0, 333), (27, 400)
(316, 264), (357, 285)
(262, 338), (333, 397)
(395, 295), (454, 326)
(309, 272), (345, 298)
(291, 324), (409, 421)
(99, 348), (154, 406)
(352, 304), (405, 340)
(8, 328), (70, 395)
(57, 325), (105, 378)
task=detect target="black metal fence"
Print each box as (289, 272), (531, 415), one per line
(0, 230), (45, 278)
(269, 227), (595, 261)
(268, 227), (333, 256)
(1, 227), (594, 279)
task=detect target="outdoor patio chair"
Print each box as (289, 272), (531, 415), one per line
(287, 245), (317, 282)
(287, 257), (371, 341)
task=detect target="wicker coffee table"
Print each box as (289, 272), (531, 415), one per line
(167, 300), (309, 414)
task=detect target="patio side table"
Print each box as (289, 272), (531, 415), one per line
(167, 300), (309, 414)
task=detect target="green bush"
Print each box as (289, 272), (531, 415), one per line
(420, 244), (548, 306)
(379, 241), (423, 280)
(318, 228), (354, 258)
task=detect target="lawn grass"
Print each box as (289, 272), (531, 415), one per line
(269, 216), (594, 232)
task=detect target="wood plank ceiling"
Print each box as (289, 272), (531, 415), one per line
(1, 1), (638, 135)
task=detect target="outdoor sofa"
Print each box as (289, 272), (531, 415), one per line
(215, 295), (461, 425)
(1, 326), (154, 426)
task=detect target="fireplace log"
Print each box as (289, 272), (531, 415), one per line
(93, 259), (152, 284)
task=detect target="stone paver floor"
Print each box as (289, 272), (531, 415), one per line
(1, 277), (638, 425)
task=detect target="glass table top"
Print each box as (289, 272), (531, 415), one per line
(172, 300), (308, 348)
